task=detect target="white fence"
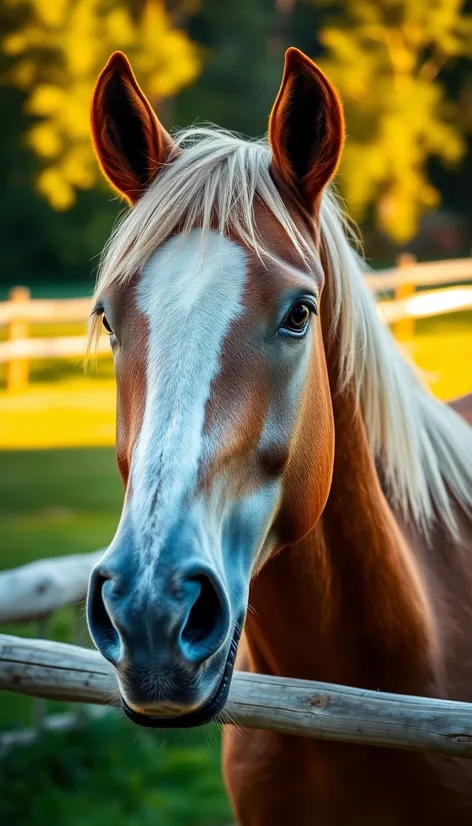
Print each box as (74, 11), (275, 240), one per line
(1, 255), (472, 391)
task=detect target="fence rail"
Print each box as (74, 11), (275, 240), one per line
(0, 551), (102, 623)
(363, 256), (472, 292)
(2, 633), (472, 756)
(2, 547), (472, 758)
(0, 334), (110, 364)
(0, 296), (91, 325)
(376, 285), (472, 324)
(1, 255), (471, 391)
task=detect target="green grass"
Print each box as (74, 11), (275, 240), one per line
(0, 447), (123, 729)
(0, 447), (122, 519)
(0, 717), (230, 826)
(0, 447), (231, 825)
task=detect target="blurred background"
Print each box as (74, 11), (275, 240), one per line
(0, 1), (471, 824)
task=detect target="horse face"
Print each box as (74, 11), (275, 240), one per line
(87, 49), (342, 725)
(88, 218), (333, 722)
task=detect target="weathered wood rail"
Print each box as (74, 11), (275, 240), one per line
(2, 633), (472, 757)
(0, 552), (104, 745)
(0, 551), (102, 623)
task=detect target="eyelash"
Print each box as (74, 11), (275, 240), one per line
(92, 308), (113, 336)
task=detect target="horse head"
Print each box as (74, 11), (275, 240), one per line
(86, 48), (343, 726)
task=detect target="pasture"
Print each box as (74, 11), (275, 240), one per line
(0, 445), (231, 826)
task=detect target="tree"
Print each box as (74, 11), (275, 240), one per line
(316, 0), (472, 241)
(1, 0), (200, 209)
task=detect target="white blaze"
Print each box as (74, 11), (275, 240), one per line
(130, 229), (247, 554)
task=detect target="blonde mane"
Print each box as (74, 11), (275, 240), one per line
(93, 126), (472, 537)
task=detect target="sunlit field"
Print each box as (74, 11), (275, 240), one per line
(404, 310), (472, 399)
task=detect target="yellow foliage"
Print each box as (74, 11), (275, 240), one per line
(318, 0), (471, 241)
(37, 168), (75, 210)
(1, 0), (201, 209)
(28, 123), (62, 158)
(31, 0), (69, 28)
(28, 85), (65, 116)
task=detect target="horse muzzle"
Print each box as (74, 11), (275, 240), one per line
(87, 545), (243, 727)
(120, 624), (241, 728)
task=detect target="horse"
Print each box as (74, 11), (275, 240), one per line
(86, 47), (472, 825)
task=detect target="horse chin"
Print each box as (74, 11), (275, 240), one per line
(120, 625), (241, 729)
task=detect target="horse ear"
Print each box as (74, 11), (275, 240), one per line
(269, 47), (344, 211)
(91, 52), (177, 204)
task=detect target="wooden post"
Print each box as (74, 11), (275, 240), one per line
(393, 254), (416, 341)
(6, 286), (31, 392)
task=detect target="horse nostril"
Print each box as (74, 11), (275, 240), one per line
(180, 572), (229, 664)
(182, 575), (219, 645)
(87, 568), (120, 665)
(87, 560), (230, 672)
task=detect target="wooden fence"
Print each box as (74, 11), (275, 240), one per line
(0, 551), (103, 623)
(0, 551), (103, 752)
(1, 254), (472, 391)
(3, 552), (472, 757)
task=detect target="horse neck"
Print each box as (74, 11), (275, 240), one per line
(245, 301), (440, 695)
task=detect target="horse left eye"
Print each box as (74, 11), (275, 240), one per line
(281, 302), (312, 335)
